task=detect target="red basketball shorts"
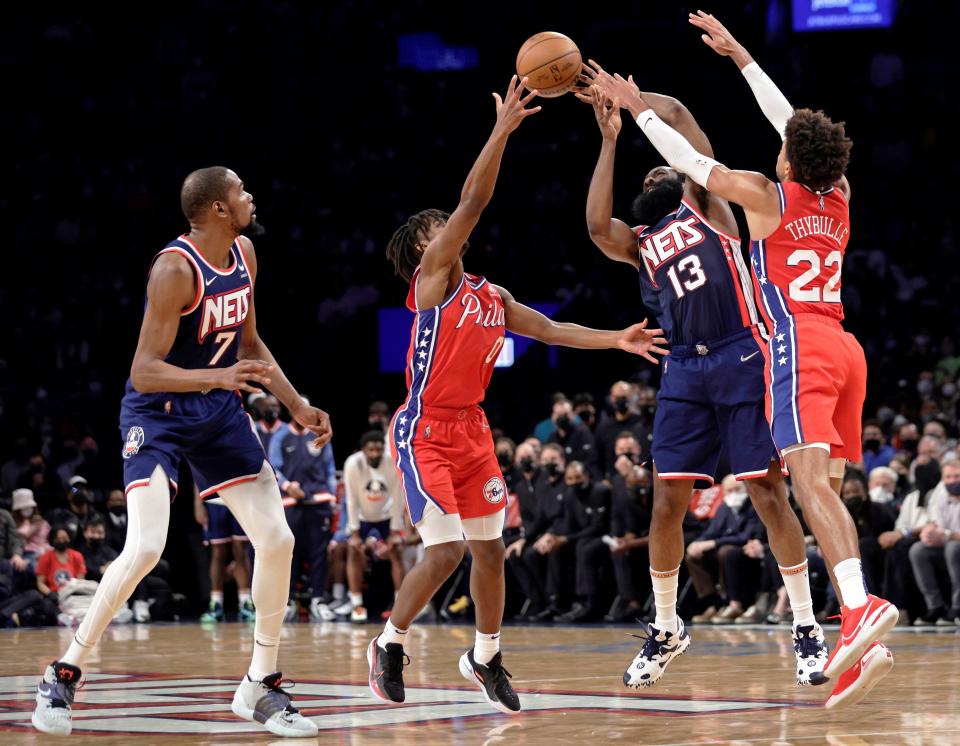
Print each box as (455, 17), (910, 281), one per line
(763, 313), (866, 462)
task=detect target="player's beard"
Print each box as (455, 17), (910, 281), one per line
(631, 178), (684, 226)
(241, 215), (266, 237)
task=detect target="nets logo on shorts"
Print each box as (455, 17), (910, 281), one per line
(122, 426), (145, 459)
(482, 476), (506, 504)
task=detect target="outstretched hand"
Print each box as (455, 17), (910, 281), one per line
(583, 59), (643, 116)
(617, 319), (669, 364)
(493, 75), (542, 134)
(688, 10), (751, 66)
(574, 75), (621, 140)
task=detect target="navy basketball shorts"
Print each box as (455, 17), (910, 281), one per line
(203, 502), (248, 545)
(652, 328), (779, 485)
(358, 519), (392, 542)
(119, 389), (267, 499)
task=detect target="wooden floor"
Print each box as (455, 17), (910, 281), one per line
(1, 621), (958, 744)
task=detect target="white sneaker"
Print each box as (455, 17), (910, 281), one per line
(231, 673), (318, 737)
(793, 623), (829, 686)
(333, 599), (354, 616)
(133, 600), (151, 623)
(351, 605), (368, 623)
(309, 598), (335, 622)
(31, 662), (80, 736)
(283, 602), (298, 623)
(623, 620), (691, 688)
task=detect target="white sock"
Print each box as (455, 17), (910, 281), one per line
(210, 591), (224, 605)
(238, 590), (251, 605)
(651, 566), (680, 634)
(834, 558), (868, 609)
(779, 561), (816, 627)
(474, 631), (501, 665)
(333, 582), (345, 601)
(349, 592), (363, 607)
(379, 618), (408, 650)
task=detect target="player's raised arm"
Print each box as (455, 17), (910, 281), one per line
(494, 284), (668, 364)
(236, 237), (332, 447)
(688, 12), (794, 141)
(415, 76), (540, 309)
(591, 69), (783, 237)
(129, 253), (274, 395)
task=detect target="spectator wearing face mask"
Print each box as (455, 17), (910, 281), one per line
(516, 444), (567, 621)
(686, 476), (763, 624)
(604, 464), (653, 623)
(862, 421), (896, 473)
(553, 462), (612, 623)
(17, 452), (62, 513)
(868, 466), (900, 507)
(36, 526), (86, 597)
(595, 381), (648, 480)
(572, 392), (597, 432)
(12, 489), (50, 567)
(841, 476), (896, 596)
(496, 438), (523, 545)
(367, 401), (391, 434)
(252, 394), (290, 456)
(504, 442), (541, 618)
(911, 436), (943, 495)
(547, 399), (599, 479)
(45, 477), (98, 547)
(897, 422), (921, 460)
(908, 461), (960, 626)
(103, 490), (128, 554)
(533, 393), (571, 443)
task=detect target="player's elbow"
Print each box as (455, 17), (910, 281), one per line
(586, 218), (610, 243)
(129, 362), (150, 393)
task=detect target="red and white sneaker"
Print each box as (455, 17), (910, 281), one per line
(823, 594), (898, 679)
(824, 641), (893, 710)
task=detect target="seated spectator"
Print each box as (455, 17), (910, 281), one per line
(604, 464), (653, 622)
(554, 462), (613, 622)
(594, 381), (648, 479)
(547, 399), (599, 479)
(341, 431), (404, 624)
(868, 466), (900, 507)
(896, 422), (920, 459)
(36, 526), (86, 602)
(12, 489), (50, 567)
(923, 420), (948, 443)
(504, 441), (541, 618)
(366, 400), (391, 434)
(1, 507), (52, 628)
(572, 392), (597, 431)
(686, 476), (763, 624)
(103, 489), (128, 554)
(862, 420), (896, 473)
(1, 505), (29, 576)
(79, 516), (115, 584)
(841, 475), (896, 596)
(45, 476), (97, 547)
(908, 461), (960, 625)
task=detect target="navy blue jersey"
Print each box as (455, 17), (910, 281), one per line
(637, 198), (761, 346)
(123, 235), (252, 404)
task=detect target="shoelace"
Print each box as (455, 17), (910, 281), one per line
(629, 628), (671, 660)
(794, 628), (826, 659)
(262, 675), (299, 714)
(383, 647), (411, 683)
(485, 660), (514, 696)
(47, 675), (82, 709)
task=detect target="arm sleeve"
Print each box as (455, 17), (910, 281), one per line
(635, 110), (721, 189)
(741, 62), (793, 141)
(343, 455), (362, 534)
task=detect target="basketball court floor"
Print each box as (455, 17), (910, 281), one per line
(1, 622), (957, 744)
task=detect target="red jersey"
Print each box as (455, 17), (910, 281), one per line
(402, 269), (506, 410)
(750, 182), (850, 328)
(37, 548), (86, 590)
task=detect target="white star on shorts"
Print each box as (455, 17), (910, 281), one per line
(776, 333), (786, 343)
(779, 356), (788, 366)
(777, 344), (787, 354)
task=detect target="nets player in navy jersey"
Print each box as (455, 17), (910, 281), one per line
(32, 167), (327, 738)
(579, 72), (829, 689)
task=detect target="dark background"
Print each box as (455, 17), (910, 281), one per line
(4, 2), (955, 597)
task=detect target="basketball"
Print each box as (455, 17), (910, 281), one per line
(516, 31), (581, 98)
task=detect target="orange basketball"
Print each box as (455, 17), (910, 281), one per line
(516, 32), (581, 98)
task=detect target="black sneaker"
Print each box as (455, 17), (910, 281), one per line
(367, 636), (408, 703)
(32, 661), (81, 735)
(555, 602), (597, 623)
(913, 606), (946, 627)
(458, 648), (521, 714)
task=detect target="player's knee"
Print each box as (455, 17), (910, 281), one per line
(470, 539), (505, 568)
(426, 541), (465, 573)
(652, 495), (686, 527)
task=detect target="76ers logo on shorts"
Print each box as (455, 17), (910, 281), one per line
(482, 476), (506, 505)
(123, 426), (145, 459)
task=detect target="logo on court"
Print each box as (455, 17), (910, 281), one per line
(482, 476), (506, 504)
(122, 427), (145, 459)
(0, 672), (800, 735)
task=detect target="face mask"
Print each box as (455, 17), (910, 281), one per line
(723, 490), (748, 510)
(262, 411), (279, 426)
(614, 397), (630, 414)
(901, 438), (919, 453)
(53, 540), (69, 551)
(915, 461), (942, 495)
(368, 456), (382, 469)
(917, 380), (934, 397)
(844, 496), (864, 514)
(946, 482), (960, 497)
(555, 415), (571, 431)
(109, 506), (126, 516)
(87, 538), (103, 549)
(869, 486), (894, 504)
(863, 438), (882, 452)
(545, 463), (562, 478)
(943, 384), (957, 398)
(572, 482), (591, 497)
(579, 410), (596, 427)
(519, 457), (535, 472)
(368, 418), (387, 432)
(497, 451), (512, 469)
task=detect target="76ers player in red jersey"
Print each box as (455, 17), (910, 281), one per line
(32, 167), (329, 738)
(368, 76), (667, 714)
(595, 11), (897, 709)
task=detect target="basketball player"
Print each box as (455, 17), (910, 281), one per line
(592, 11), (898, 708)
(368, 76), (668, 714)
(32, 167), (328, 737)
(579, 74), (829, 689)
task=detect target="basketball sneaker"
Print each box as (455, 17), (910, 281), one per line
(366, 635), (408, 703)
(824, 641), (894, 710)
(31, 661), (81, 736)
(231, 672), (318, 737)
(309, 597), (335, 622)
(793, 623), (829, 686)
(458, 648), (521, 714)
(351, 605), (368, 624)
(239, 600), (256, 622)
(623, 620), (691, 688)
(822, 595), (898, 680)
(200, 600), (224, 623)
